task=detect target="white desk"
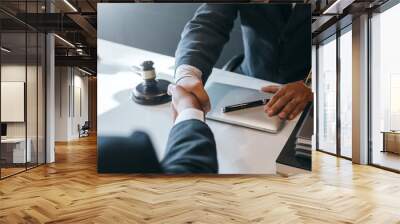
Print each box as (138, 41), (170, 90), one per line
(1, 138), (31, 163)
(98, 39), (300, 174)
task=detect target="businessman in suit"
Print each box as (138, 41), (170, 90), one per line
(98, 85), (218, 174)
(175, 4), (313, 121)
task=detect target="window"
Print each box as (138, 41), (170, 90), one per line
(370, 2), (400, 171)
(339, 28), (352, 158)
(317, 36), (337, 154)
(317, 26), (353, 159)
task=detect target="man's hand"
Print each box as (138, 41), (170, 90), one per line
(176, 76), (211, 113)
(168, 84), (202, 121)
(261, 80), (312, 120)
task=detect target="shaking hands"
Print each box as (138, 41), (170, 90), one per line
(167, 84), (203, 122)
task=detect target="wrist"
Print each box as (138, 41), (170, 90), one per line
(174, 64), (202, 83)
(174, 108), (205, 125)
(175, 75), (195, 85)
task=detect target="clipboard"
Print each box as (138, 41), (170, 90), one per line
(205, 82), (284, 133)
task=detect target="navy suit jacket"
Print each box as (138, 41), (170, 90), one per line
(98, 120), (218, 174)
(175, 4), (311, 84)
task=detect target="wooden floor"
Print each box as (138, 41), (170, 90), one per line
(1, 135), (400, 224)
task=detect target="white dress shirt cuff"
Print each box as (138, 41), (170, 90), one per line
(174, 64), (203, 84)
(174, 108), (205, 125)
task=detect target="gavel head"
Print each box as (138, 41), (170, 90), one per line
(140, 61), (156, 81)
(131, 60), (171, 105)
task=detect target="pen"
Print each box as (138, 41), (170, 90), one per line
(222, 99), (269, 113)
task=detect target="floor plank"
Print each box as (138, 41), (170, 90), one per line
(1, 135), (399, 223)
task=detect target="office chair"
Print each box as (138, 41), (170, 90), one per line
(79, 121), (90, 138)
(222, 54), (244, 72)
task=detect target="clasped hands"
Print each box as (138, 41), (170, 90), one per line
(168, 76), (312, 121)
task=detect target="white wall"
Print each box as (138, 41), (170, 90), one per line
(71, 73), (89, 138)
(98, 3), (243, 68)
(54, 67), (89, 141)
(55, 66), (69, 141)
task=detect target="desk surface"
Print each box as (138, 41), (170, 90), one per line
(98, 39), (300, 174)
(1, 138), (27, 144)
(381, 131), (400, 134)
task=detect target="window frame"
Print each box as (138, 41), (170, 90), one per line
(315, 24), (353, 161)
(0, 0), (47, 180)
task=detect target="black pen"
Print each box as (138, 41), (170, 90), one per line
(222, 99), (269, 113)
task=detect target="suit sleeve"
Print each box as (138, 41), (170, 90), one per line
(161, 120), (218, 174)
(175, 4), (238, 82)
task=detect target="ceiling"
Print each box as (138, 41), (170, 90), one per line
(0, 0), (98, 73)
